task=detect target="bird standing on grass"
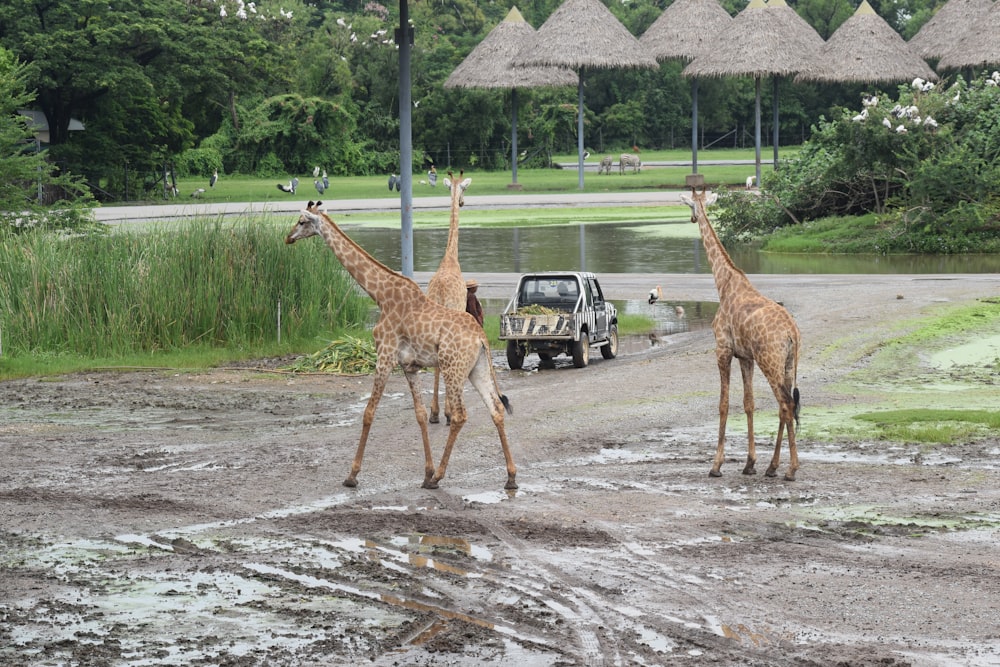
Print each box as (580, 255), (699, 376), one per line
(209, 169), (218, 188)
(322, 170), (329, 190)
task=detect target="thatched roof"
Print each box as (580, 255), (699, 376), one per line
(909, 0), (993, 61)
(639, 0), (734, 63)
(444, 7), (578, 89)
(511, 0), (657, 70)
(796, 1), (938, 84)
(682, 0), (824, 78)
(938, 0), (1000, 69)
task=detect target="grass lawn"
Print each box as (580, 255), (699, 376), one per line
(163, 148), (782, 206)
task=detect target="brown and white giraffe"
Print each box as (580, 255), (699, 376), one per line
(285, 201), (517, 490)
(425, 171), (472, 424)
(680, 187), (802, 480)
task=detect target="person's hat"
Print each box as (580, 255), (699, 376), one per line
(466, 279), (478, 288)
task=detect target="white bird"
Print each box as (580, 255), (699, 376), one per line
(852, 109), (868, 122)
(883, 117), (893, 129)
(895, 125), (908, 134)
(924, 116), (938, 129)
(745, 175), (756, 190)
(912, 77), (925, 90)
(922, 81), (935, 92)
(277, 181), (294, 193)
(313, 166), (320, 177)
(862, 94), (878, 107)
(992, 71), (1000, 82)
(987, 79), (998, 87)
(337, 17), (347, 27)
(191, 188), (206, 198)
(220, 5), (227, 17)
(648, 285), (663, 305)
(209, 169), (218, 188)
(582, 151), (590, 160)
(413, 99), (420, 108)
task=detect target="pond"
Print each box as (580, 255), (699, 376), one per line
(344, 221), (998, 276)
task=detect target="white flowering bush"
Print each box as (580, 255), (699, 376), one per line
(716, 72), (1000, 253)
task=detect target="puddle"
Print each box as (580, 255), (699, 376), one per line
(930, 333), (1000, 369)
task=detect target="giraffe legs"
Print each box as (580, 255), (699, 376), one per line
(710, 352), (733, 477)
(469, 354), (518, 489)
(401, 370), (437, 488)
(429, 368), (446, 424)
(344, 365), (392, 488)
(765, 386), (800, 481)
(739, 357), (757, 475)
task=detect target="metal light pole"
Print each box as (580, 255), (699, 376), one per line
(398, 0), (415, 277)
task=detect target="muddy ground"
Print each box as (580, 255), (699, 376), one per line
(2, 273), (1000, 666)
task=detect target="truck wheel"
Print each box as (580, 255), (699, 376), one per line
(572, 336), (589, 368)
(601, 324), (618, 359)
(506, 341), (525, 370)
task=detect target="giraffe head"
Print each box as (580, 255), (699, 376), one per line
(444, 171), (471, 207)
(679, 187), (718, 223)
(285, 201), (326, 244)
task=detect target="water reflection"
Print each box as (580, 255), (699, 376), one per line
(344, 221), (997, 275)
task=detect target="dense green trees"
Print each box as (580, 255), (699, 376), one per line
(0, 47), (94, 234)
(0, 0), (970, 205)
(715, 73), (1000, 253)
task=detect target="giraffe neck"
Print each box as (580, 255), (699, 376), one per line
(442, 185), (462, 266)
(695, 205), (753, 302)
(316, 212), (421, 304)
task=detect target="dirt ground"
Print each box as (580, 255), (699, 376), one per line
(2, 272), (1000, 667)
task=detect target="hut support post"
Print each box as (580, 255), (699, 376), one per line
(577, 71), (586, 190)
(772, 77), (780, 171)
(511, 88), (519, 186)
(754, 76), (762, 189)
(691, 78), (699, 174)
(398, 0), (414, 277)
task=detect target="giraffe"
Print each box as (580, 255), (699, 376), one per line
(285, 201), (517, 490)
(426, 171), (472, 424)
(680, 187), (802, 481)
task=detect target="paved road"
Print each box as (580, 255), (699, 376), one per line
(93, 190), (691, 224)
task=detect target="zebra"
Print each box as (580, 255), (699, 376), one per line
(619, 153), (641, 175)
(598, 155), (613, 175)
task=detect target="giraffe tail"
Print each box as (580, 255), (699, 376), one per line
(500, 394), (513, 415)
(793, 387), (801, 427)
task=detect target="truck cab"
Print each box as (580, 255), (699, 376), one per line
(499, 272), (618, 369)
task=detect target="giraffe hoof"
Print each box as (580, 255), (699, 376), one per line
(709, 469), (722, 478)
(505, 478), (518, 490)
(742, 467), (757, 476)
(422, 479), (440, 490)
(765, 468), (778, 478)
(429, 414), (440, 424)
(343, 477), (358, 488)
(783, 472), (797, 482)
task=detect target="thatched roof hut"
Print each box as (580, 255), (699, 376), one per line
(938, 0), (1000, 69)
(445, 7), (576, 186)
(682, 0), (824, 79)
(639, 0), (733, 62)
(639, 0), (733, 174)
(682, 0), (825, 185)
(444, 7), (577, 90)
(512, 0), (657, 70)
(796, 0), (938, 84)
(909, 0), (994, 61)
(511, 0), (657, 188)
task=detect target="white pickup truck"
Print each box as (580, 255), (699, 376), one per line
(499, 272), (618, 369)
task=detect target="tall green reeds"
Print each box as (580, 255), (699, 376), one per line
(0, 215), (370, 358)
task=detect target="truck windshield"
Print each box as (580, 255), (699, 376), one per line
(519, 276), (580, 307)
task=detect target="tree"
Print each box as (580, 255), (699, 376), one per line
(0, 47), (94, 234)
